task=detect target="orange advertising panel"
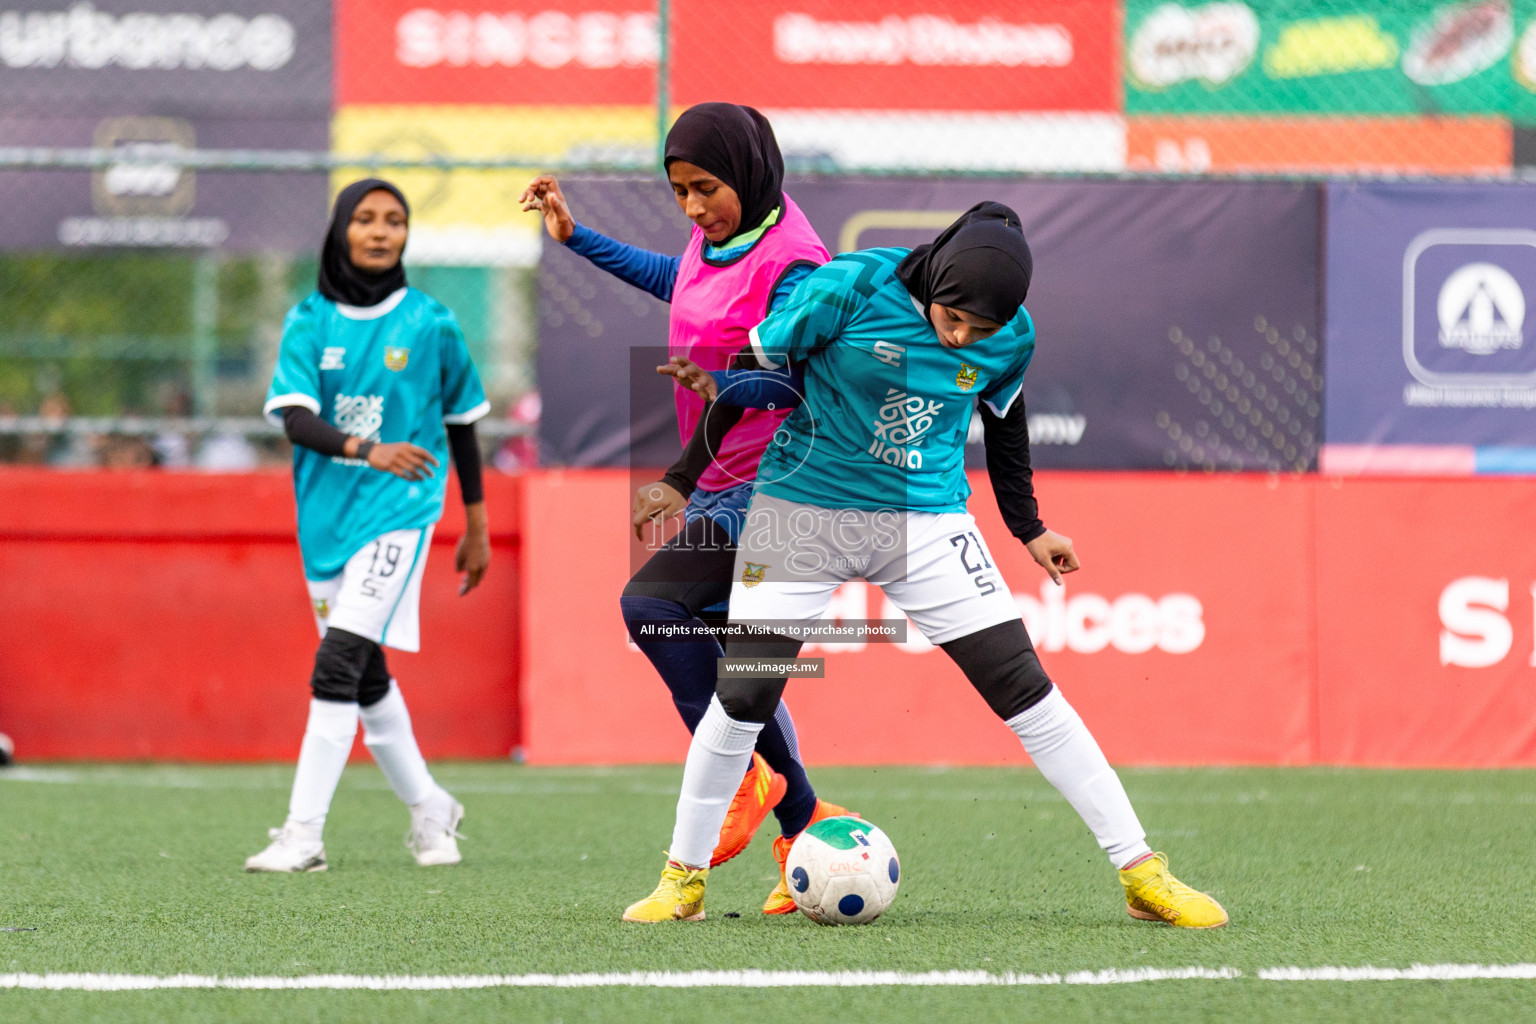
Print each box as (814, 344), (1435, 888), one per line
(1127, 117), (1511, 175)
(0, 471), (521, 761)
(1314, 477), (1536, 767)
(520, 469), (1315, 766)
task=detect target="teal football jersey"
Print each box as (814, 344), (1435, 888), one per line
(264, 287), (489, 579)
(747, 249), (1035, 513)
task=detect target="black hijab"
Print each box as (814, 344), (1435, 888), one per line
(318, 178), (409, 307)
(896, 202), (1033, 327)
(663, 102), (784, 234)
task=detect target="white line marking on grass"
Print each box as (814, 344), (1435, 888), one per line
(0, 968), (1238, 991)
(7, 965), (1536, 991)
(1260, 964), (1536, 982)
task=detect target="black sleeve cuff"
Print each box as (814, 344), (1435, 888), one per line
(446, 422), (484, 505)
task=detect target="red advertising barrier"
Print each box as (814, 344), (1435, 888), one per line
(0, 470), (521, 761)
(670, 0), (1121, 113)
(335, 0), (659, 105)
(9, 468), (1536, 767)
(521, 469), (1315, 766)
(1314, 477), (1536, 767)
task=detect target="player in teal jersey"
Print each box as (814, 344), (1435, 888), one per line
(246, 179), (490, 874)
(627, 204), (1228, 928)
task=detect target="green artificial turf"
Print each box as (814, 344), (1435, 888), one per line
(3, 763), (1536, 1023)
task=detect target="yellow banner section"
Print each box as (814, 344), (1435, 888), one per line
(331, 105), (658, 264)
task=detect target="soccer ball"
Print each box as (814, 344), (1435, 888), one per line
(784, 816), (900, 925)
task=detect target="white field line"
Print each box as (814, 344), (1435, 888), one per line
(1260, 964), (1536, 981)
(5, 965), (1536, 991)
(0, 968), (1235, 991)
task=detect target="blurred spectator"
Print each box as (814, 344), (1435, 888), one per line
(98, 433), (158, 469)
(37, 392), (95, 467)
(152, 383), (193, 469)
(197, 430), (258, 471)
(493, 391), (540, 473)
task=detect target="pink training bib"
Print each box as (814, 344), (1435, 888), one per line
(668, 193), (829, 491)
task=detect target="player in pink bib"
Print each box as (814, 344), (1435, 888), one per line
(522, 104), (847, 915)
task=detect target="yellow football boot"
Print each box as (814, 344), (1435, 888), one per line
(763, 799), (858, 915)
(622, 859), (710, 923)
(1119, 853), (1228, 929)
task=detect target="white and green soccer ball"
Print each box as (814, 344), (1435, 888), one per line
(785, 815), (900, 925)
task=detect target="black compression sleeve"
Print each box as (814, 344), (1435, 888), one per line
(446, 422), (484, 505)
(662, 401), (745, 499)
(979, 396), (1046, 544)
(282, 405), (350, 458)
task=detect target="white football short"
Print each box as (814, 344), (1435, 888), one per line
(306, 525), (434, 652)
(730, 493), (1020, 646)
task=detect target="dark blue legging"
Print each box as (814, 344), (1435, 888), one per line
(620, 515), (817, 837)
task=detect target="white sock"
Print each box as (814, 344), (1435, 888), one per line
(1006, 687), (1153, 870)
(669, 696), (764, 868)
(360, 680), (438, 808)
(287, 699), (360, 830)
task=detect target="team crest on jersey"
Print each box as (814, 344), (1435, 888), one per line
(956, 364), (979, 391)
(312, 598), (330, 619)
(741, 562), (768, 588)
(383, 346), (410, 371)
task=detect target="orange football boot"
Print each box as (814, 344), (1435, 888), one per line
(709, 752), (787, 867)
(763, 799), (859, 914)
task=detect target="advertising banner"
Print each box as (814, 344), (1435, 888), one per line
(334, 0), (658, 106)
(538, 177), (1322, 473)
(1128, 116), (1510, 175)
(1315, 477), (1536, 766)
(0, 0), (332, 117)
(1125, 0), (1522, 115)
(1321, 181), (1536, 475)
(0, 471), (521, 760)
(0, 111), (327, 250)
(670, 0), (1120, 114)
(521, 469), (1315, 766)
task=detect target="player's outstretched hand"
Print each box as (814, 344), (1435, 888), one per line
(366, 442), (438, 481)
(632, 480), (687, 541)
(1025, 529), (1080, 586)
(519, 175), (575, 244)
(657, 356), (718, 402)
(456, 502), (491, 595)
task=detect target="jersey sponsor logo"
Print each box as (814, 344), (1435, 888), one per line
(871, 339), (905, 367)
(741, 562), (768, 588)
(320, 346), (345, 370)
(955, 363), (979, 391)
(383, 346), (410, 371)
(333, 393), (384, 443)
(869, 388), (943, 470)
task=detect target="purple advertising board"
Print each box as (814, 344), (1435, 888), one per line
(538, 177), (1323, 472)
(0, 0), (332, 118)
(1322, 182), (1536, 475)
(0, 112), (328, 251)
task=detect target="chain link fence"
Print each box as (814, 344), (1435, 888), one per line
(0, 0), (1529, 467)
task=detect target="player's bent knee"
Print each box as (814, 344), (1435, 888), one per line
(356, 643), (392, 707)
(940, 620), (1054, 721)
(716, 676), (785, 724)
(310, 627), (381, 703)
